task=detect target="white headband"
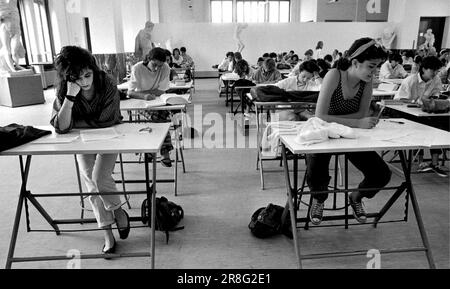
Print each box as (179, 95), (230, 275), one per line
(349, 39), (378, 60)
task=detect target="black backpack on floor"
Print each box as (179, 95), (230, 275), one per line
(141, 196), (184, 244)
(248, 203), (284, 238)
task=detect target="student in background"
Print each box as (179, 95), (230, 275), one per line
(285, 50), (295, 62)
(164, 49), (178, 81)
(304, 49), (314, 61)
(251, 58), (282, 84)
(394, 56), (446, 177)
(254, 57), (264, 69)
(233, 51), (244, 71)
(276, 60), (321, 122)
(411, 55), (422, 74)
(306, 38), (391, 225)
(289, 49), (315, 77)
(324, 54), (333, 69)
(128, 47), (174, 167)
(317, 58), (330, 79)
(276, 53), (285, 64)
(275, 60), (321, 93)
(379, 53), (408, 80)
(218, 52), (235, 72)
(269, 52), (277, 62)
(233, 60), (256, 113)
(172, 48), (184, 68)
(262, 53), (270, 60)
(51, 46), (128, 256)
(332, 49), (340, 64)
(288, 54), (299, 67)
(402, 50), (415, 65)
(180, 47), (194, 68)
(314, 41), (324, 59)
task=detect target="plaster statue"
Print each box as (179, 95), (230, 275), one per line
(423, 28), (435, 49)
(134, 21), (155, 60)
(234, 23), (248, 53)
(381, 26), (396, 50)
(0, 0), (26, 73)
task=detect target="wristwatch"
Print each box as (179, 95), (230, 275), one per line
(65, 95), (76, 102)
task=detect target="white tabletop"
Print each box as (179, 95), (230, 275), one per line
(0, 123), (171, 156)
(169, 80), (194, 90)
(221, 73), (240, 81)
(373, 89), (396, 97)
(117, 80), (193, 92)
(280, 119), (450, 155)
(120, 98), (187, 111)
(383, 103), (450, 117)
(382, 78), (405, 85)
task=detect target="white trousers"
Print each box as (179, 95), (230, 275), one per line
(76, 154), (122, 228)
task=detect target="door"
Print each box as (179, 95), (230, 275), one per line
(417, 17), (446, 51)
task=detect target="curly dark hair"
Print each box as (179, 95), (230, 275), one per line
(336, 38), (388, 70)
(299, 60), (320, 74)
(54, 46), (105, 100)
(234, 59), (250, 77)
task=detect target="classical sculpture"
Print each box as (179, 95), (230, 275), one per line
(381, 26), (396, 50)
(0, 0), (26, 73)
(423, 28), (435, 49)
(234, 23), (248, 53)
(134, 21), (155, 60)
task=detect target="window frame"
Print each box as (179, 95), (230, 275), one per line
(211, 0), (290, 23)
(18, 0), (56, 66)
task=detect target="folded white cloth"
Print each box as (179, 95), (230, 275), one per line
(261, 121), (302, 158)
(295, 117), (357, 145)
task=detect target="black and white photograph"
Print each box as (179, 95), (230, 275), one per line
(0, 0), (449, 274)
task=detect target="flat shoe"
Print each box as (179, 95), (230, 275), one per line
(102, 239), (116, 259)
(117, 210), (130, 240)
(161, 158), (172, 168)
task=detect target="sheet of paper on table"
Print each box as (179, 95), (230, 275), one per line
(80, 128), (120, 142)
(32, 135), (80, 144)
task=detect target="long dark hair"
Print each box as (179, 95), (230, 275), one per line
(54, 46), (105, 100)
(336, 38), (388, 71)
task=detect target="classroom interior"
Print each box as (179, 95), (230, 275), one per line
(0, 0), (449, 269)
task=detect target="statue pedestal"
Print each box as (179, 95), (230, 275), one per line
(0, 74), (44, 107)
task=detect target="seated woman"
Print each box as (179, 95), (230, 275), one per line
(395, 56), (446, 177)
(276, 60), (322, 121)
(164, 49), (178, 81)
(172, 48), (184, 68)
(287, 54), (299, 67)
(379, 53), (408, 80)
(233, 60), (255, 112)
(305, 38), (391, 225)
(127, 47), (174, 167)
(218, 52), (235, 72)
(251, 58), (282, 84)
(50, 46), (129, 256)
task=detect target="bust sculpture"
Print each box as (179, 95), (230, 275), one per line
(423, 29), (435, 49)
(381, 26), (396, 50)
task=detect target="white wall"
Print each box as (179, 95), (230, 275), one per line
(388, 0), (450, 49)
(48, 0), (449, 72)
(150, 22), (391, 71)
(300, 0), (317, 22)
(122, 0), (148, 53)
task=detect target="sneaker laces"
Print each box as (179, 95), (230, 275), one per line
(312, 201), (324, 217)
(353, 200), (366, 216)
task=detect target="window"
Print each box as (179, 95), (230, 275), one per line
(19, 0), (54, 64)
(212, 0), (290, 23)
(211, 0), (233, 23)
(237, 1), (265, 23)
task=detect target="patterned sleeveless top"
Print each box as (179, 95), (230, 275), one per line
(328, 70), (366, 115)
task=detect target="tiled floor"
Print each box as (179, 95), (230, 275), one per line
(0, 79), (448, 269)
